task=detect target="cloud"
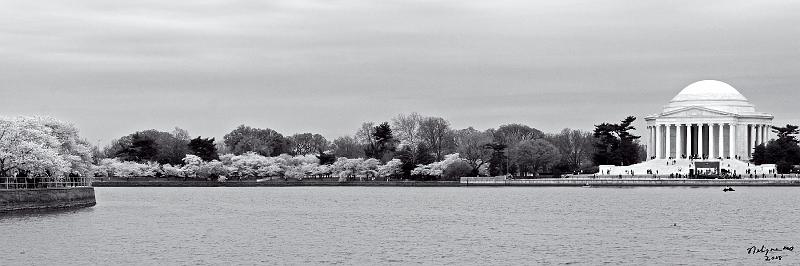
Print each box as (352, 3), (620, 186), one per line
(1, 0), (798, 143)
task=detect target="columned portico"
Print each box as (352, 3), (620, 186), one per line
(645, 80), (773, 161)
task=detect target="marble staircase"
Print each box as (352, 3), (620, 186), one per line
(599, 158), (776, 177)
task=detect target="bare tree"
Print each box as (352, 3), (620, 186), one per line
(454, 127), (493, 176)
(419, 116), (453, 161)
(509, 139), (561, 177)
(288, 133), (330, 155)
(332, 136), (365, 158)
(548, 128), (595, 172)
(391, 112), (422, 151)
(493, 124), (543, 147)
(355, 122), (376, 146)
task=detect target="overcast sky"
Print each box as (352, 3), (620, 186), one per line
(1, 0), (799, 145)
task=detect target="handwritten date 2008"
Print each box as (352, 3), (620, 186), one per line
(747, 245), (794, 261)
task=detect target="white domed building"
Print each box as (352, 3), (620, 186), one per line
(645, 80), (772, 161)
(599, 80), (775, 176)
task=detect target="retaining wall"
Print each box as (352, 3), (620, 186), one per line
(461, 177), (800, 186)
(0, 187), (96, 213)
(93, 181), (461, 187)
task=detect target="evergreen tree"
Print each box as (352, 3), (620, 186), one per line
(223, 125), (288, 156)
(592, 116), (642, 166)
(394, 145), (416, 178)
(414, 142), (436, 165)
(366, 122), (397, 161)
(485, 143), (508, 176)
(316, 152), (336, 165)
(116, 133), (158, 162)
(756, 125), (800, 173)
(188, 136), (219, 161)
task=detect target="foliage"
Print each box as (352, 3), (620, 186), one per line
(365, 122), (397, 162)
(546, 128), (595, 173)
(188, 136), (219, 161)
(223, 125), (287, 156)
(411, 153), (464, 179)
(442, 160), (473, 180)
(454, 127), (493, 176)
(773, 124), (799, 143)
(96, 158), (159, 178)
(332, 136), (365, 158)
(180, 154), (204, 178)
(316, 152), (337, 165)
(330, 157), (380, 181)
(393, 145), (416, 177)
(492, 124), (544, 146)
(162, 164), (184, 177)
(485, 143), (508, 176)
(0, 116), (92, 177)
(108, 128), (190, 165)
(419, 116), (455, 161)
(592, 116), (642, 166)
(378, 159), (403, 178)
(391, 112), (423, 151)
(509, 139), (562, 176)
(414, 142), (436, 165)
(287, 133), (329, 155)
(752, 125), (800, 173)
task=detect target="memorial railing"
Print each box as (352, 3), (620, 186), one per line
(1, 176), (93, 190)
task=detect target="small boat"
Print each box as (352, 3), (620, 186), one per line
(723, 187), (735, 192)
(581, 183), (592, 188)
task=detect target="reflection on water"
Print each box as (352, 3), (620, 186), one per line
(2, 187), (799, 265)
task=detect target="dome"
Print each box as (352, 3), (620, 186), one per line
(663, 80), (755, 114)
(670, 80), (748, 102)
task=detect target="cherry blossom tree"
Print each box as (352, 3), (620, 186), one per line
(0, 116), (92, 177)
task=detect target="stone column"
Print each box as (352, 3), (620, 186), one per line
(655, 124), (662, 159)
(651, 126), (657, 159)
(762, 124), (767, 144)
(755, 125), (760, 146)
(646, 126), (651, 160)
(698, 123), (704, 158)
(757, 125), (762, 146)
(729, 124), (736, 159)
(665, 124), (672, 159)
(676, 124), (683, 159)
(709, 124), (716, 159)
(717, 124), (724, 159)
(652, 126), (657, 159)
(757, 124), (761, 145)
(749, 124), (754, 157)
(686, 124), (693, 158)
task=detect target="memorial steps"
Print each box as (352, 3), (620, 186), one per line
(599, 158), (776, 177)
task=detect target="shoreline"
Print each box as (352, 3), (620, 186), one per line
(91, 178), (800, 187)
(92, 180), (461, 187)
(0, 187), (96, 213)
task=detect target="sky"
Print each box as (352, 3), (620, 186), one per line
(1, 0), (799, 146)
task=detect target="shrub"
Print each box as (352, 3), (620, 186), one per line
(443, 160), (472, 180)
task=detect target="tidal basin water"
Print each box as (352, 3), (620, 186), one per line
(3, 187), (799, 265)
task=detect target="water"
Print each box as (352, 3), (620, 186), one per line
(2, 187), (799, 265)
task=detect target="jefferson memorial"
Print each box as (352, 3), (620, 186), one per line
(600, 80), (776, 176)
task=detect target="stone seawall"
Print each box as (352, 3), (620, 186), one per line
(461, 177), (800, 186)
(93, 181), (461, 187)
(0, 187), (96, 213)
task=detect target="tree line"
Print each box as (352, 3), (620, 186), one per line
(95, 112), (623, 179)
(28, 113), (796, 180)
